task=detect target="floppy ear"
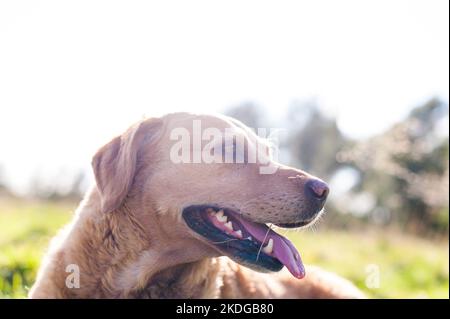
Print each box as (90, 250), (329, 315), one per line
(92, 119), (162, 214)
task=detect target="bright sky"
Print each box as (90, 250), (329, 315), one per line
(0, 0), (449, 194)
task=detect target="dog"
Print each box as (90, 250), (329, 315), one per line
(29, 112), (364, 298)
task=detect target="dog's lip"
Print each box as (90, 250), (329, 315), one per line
(225, 210), (305, 279)
(182, 205), (284, 274)
(275, 220), (313, 228)
(182, 205), (305, 279)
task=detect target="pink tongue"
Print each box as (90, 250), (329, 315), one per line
(236, 216), (305, 279)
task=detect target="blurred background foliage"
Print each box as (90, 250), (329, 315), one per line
(226, 98), (449, 237)
(0, 98), (448, 298)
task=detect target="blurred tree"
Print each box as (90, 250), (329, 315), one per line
(339, 98), (449, 235)
(0, 165), (13, 198)
(49, 170), (86, 202)
(29, 169), (86, 202)
(286, 100), (349, 180)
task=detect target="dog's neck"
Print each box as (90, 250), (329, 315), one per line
(31, 189), (220, 298)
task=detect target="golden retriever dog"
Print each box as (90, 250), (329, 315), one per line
(29, 112), (364, 298)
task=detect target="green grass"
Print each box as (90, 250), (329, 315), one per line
(0, 199), (448, 298)
(283, 229), (449, 298)
(0, 199), (74, 298)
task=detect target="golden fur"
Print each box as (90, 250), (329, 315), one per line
(29, 113), (364, 298)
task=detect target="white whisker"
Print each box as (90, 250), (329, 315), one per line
(256, 224), (272, 262)
(211, 238), (240, 244)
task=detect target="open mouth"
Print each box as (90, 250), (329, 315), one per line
(182, 205), (305, 279)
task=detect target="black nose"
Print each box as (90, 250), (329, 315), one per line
(305, 179), (329, 201)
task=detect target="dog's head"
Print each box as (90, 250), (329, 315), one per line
(92, 112), (329, 279)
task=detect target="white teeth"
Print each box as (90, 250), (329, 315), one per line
(224, 221), (233, 231)
(262, 238), (274, 254)
(216, 210), (228, 223)
(234, 230), (243, 238)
